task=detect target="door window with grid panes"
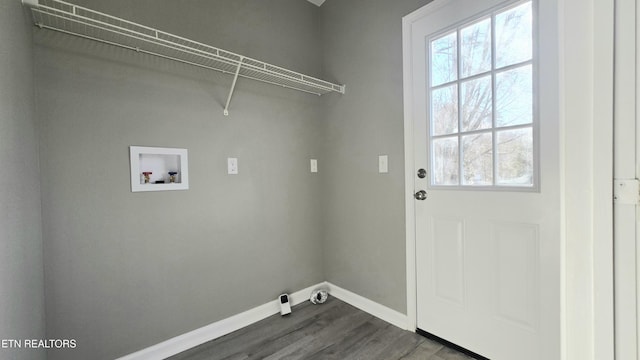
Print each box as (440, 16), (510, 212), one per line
(428, 1), (535, 189)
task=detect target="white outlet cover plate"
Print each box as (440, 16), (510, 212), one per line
(227, 158), (238, 175)
(378, 155), (388, 173)
(310, 159), (318, 173)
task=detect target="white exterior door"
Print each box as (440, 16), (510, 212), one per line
(404, 0), (561, 359)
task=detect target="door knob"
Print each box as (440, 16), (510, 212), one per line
(414, 190), (427, 200)
(417, 168), (427, 178)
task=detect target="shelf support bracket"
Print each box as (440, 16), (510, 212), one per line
(223, 57), (243, 116)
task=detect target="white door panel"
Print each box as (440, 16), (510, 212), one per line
(407, 0), (560, 359)
(416, 193), (547, 358)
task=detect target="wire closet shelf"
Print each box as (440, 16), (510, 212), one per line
(23, 0), (345, 115)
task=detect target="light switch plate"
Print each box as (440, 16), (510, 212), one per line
(310, 159), (318, 173)
(378, 155), (388, 173)
(227, 158), (238, 175)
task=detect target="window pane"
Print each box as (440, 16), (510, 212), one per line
(496, 128), (533, 186)
(431, 84), (458, 136)
(462, 133), (493, 185)
(496, 65), (532, 127)
(495, 2), (532, 68)
(432, 137), (459, 185)
(431, 32), (457, 86)
(428, 0), (536, 190)
(461, 18), (491, 78)
(461, 75), (492, 132)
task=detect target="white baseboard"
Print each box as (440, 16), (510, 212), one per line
(324, 282), (410, 331)
(116, 283), (323, 360)
(117, 281), (411, 360)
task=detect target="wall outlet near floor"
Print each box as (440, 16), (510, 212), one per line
(279, 294), (291, 315)
(227, 158), (238, 175)
(310, 159), (318, 173)
(378, 155), (388, 173)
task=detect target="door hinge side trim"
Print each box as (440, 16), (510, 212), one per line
(613, 179), (640, 204)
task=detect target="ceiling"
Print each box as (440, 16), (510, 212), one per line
(306, 0), (326, 6)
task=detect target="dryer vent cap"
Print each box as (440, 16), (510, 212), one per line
(310, 289), (328, 304)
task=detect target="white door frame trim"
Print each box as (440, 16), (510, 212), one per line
(591, 0), (615, 358)
(401, 0), (435, 333)
(559, 0), (615, 358)
(613, 0), (637, 358)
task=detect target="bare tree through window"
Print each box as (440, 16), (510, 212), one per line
(428, 1), (534, 188)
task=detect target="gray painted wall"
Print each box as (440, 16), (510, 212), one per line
(0, 1), (46, 360)
(320, 0), (431, 313)
(34, 1), (325, 359)
(25, 0), (438, 358)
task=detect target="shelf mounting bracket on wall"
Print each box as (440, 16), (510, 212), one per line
(224, 57), (244, 116)
(22, 0), (345, 116)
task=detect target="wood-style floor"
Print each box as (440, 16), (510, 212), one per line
(167, 297), (476, 360)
